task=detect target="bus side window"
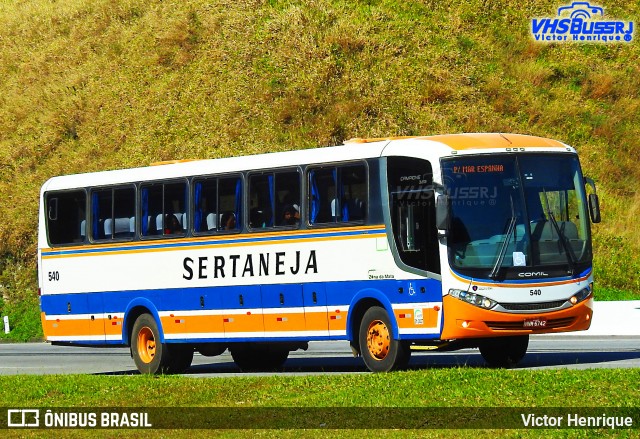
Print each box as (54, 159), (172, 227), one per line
(193, 178), (218, 233)
(275, 171), (300, 227)
(46, 190), (87, 245)
(140, 181), (187, 237)
(219, 177), (242, 231)
(249, 174), (272, 228)
(249, 170), (299, 230)
(387, 157), (440, 275)
(193, 176), (242, 233)
(91, 186), (136, 241)
(308, 163), (367, 225)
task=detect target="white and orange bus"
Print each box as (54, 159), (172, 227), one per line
(38, 134), (600, 373)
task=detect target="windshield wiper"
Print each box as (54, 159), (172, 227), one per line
(489, 194), (517, 279)
(541, 189), (576, 275)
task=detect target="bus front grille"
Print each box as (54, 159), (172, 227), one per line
(499, 300), (566, 311)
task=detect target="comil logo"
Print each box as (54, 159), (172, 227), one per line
(531, 2), (634, 43)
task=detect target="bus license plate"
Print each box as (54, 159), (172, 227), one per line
(523, 318), (547, 328)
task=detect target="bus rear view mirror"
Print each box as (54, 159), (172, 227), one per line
(588, 193), (601, 223)
(436, 194), (450, 230)
(584, 177), (601, 224)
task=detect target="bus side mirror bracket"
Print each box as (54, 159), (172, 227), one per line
(584, 177), (601, 224)
(435, 194), (450, 231)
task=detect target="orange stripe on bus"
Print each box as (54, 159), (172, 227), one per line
(41, 225), (386, 258)
(43, 309), (346, 340)
(41, 315), (106, 338)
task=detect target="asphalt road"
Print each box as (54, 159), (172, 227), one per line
(0, 336), (638, 376)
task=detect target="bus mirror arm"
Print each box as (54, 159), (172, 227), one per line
(435, 194), (450, 232)
(584, 177), (601, 224)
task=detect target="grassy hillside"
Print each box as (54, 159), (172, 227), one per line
(0, 0), (638, 340)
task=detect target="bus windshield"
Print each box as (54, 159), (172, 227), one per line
(441, 154), (591, 278)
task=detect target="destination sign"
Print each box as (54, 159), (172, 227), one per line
(452, 164), (504, 173)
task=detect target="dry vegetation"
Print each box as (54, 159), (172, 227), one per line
(0, 0), (638, 339)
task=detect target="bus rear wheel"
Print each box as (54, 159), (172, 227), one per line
(358, 306), (410, 372)
(131, 313), (193, 374)
(479, 335), (529, 368)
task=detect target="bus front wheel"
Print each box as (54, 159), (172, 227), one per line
(358, 306), (410, 372)
(479, 335), (529, 368)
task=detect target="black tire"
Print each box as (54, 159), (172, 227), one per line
(479, 335), (529, 368)
(131, 313), (169, 374)
(229, 343), (290, 372)
(166, 344), (194, 374)
(358, 306), (410, 372)
(131, 314), (194, 374)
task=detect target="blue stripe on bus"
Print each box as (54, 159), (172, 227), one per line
(41, 279), (442, 314)
(41, 277), (443, 342)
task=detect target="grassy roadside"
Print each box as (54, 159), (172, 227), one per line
(595, 288), (639, 302)
(1, 370), (639, 437)
(3, 369), (639, 406)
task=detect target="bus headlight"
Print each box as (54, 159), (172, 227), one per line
(570, 283), (593, 305)
(448, 289), (497, 310)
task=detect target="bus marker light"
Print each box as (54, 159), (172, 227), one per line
(570, 296), (578, 305)
(461, 321), (470, 328)
(434, 306), (440, 311)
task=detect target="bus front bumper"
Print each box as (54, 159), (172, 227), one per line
(440, 295), (593, 340)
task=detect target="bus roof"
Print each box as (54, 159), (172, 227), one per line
(41, 133), (572, 192)
(346, 133), (568, 150)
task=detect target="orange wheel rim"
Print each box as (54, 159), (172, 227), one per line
(137, 326), (156, 364)
(366, 319), (390, 360)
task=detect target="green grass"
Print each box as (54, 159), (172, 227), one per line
(0, 0), (639, 341)
(594, 287), (639, 302)
(3, 369), (639, 406)
(1, 371), (639, 436)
